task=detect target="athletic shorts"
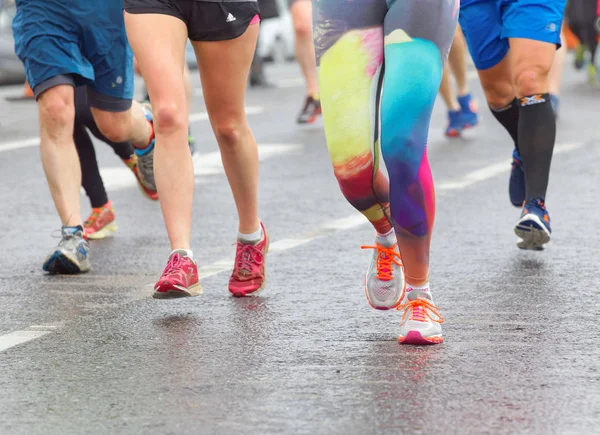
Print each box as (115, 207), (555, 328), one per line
(12, 0), (134, 110)
(458, 0), (567, 70)
(124, 0), (260, 41)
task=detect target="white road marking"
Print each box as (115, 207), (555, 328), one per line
(188, 106), (264, 122)
(437, 142), (582, 191)
(274, 78), (305, 88)
(198, 215), (376, 280)
(100, 143), (301, 191)
(0, 107), (265, 154)
(0, 324), (61, 352)
(0, 140), (587, 352)
(0, 137), (41, 153)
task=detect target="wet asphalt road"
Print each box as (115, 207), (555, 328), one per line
(0, 61), (599, 435)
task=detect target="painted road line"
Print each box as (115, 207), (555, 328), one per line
(437, 142), (582, 191)
(0, 139), (588, 353)
(0, 107), (265, 154)
(99, 143), (302, 192)
(0, 324), (61, 352)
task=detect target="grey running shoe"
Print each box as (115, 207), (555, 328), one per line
(136, 104), (157, 193)
(43, 226), (90, 274)
(361, 242), (404, 310)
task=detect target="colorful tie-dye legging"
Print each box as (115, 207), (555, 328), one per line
(314, 0), (458, 285)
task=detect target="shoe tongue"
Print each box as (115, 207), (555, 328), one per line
(63, 225), (82, 236)
(406, 286), (432, 302)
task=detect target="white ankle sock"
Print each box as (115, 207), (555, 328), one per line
(238, 225), (263, 244)
(171, 249), (193, 260)
(406, 282), (432, 301)
(376, 228), (396, 247)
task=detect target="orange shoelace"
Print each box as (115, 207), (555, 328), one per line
(360, 244), (403, 281)
(397, 298), (445, 324)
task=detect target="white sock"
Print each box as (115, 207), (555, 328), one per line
(238, 225), (263, 244)
(406, 282), (432, 301)
(171, 249), (193, 260)
(376, 228), (396, 247)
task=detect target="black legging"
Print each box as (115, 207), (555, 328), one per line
(74, 87), (135, 209)
(567, 0), (598, 64)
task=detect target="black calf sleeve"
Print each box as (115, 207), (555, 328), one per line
(518, 93), (555, 201)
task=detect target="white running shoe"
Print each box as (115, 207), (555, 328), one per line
(397, 286), (444, 345)
(361, 242), (405, 310)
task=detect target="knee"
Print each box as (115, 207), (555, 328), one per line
(38, 87), (74, 134)
(513, 64), (549, 97)
(293, 20), (312, 40)
(153, 102), (186, 136)
(95, 113), (131, 143)
(481, 79), (514, 109)
(213, 121), (245, 150)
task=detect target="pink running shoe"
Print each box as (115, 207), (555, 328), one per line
(229, 223), (269, 297)
(153, 251), (202, 299)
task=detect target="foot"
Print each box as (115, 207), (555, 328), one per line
(509, 149), (526, 207)
(458, 93), (479, 128)
(445, 110), (464, 137)
(229, 222), (269, 297)
(135, 104), (158, 195)
(361, 241), (404, 310)
(153, 251), (202, 299)
(588, 64), (598, 85)
(122, 154), (158, 200)
(296, 95), (322, 124)
(574, 44), (585, 70)
(84, 201), (117, 240)
(397, 285), (444, 345)
(43, 226), (90, 274)
(515, 198), (551, 250)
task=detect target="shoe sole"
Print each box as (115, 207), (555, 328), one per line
(398, 331), (443, 345)
(297, 116), (318, 125)
(87, 222), (118, 240)
(229, 233), (270, 298)
(514, 214), (551, 250)
(43, 251), (89, 274)
(153, 282), (203, 299)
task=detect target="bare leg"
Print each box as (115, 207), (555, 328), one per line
(448, 25), (469, 96)
(439, 65), (460, 111)
(125, 12), (192, 250)
(193, 24), (261, 234)
(38, 85), (82, 227)
(291, 0), (319, 96)
(548, 25), (566, 95)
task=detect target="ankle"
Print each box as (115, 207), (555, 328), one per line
(238, 223), (263, 244)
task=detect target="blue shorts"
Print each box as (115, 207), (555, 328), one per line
(12, 0), (134, 109)
(459, 0), (567, 70)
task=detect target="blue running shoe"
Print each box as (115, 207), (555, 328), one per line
(458, 93), (479, 128)
(514, 198), (551, 250)
(509, 149), (526, 207)
(445, 110), (463, 137)
(43, 226), (90, 274)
